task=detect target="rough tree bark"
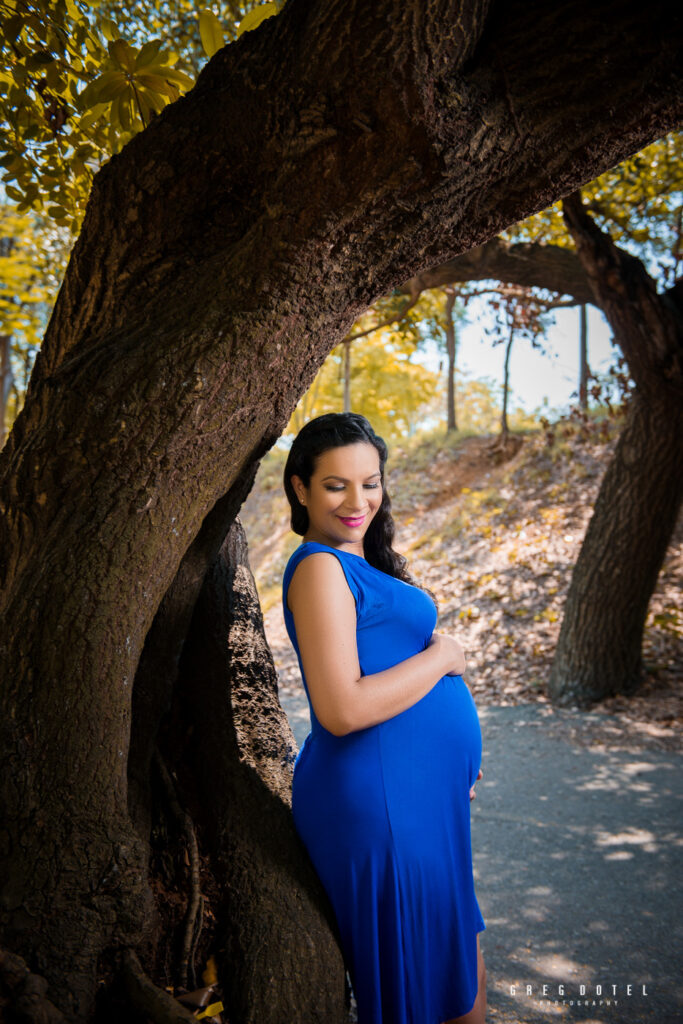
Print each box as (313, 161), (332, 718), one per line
(402, 235), (595, 304)
(161, 519), (350, 1023)
(0, 0), (681, 1019)
(547, 191), (683, 704)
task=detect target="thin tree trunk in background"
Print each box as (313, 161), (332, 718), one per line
(343, 337), (351, 412)
(579, 303), (589, 409)
(500, 325), (514, 438)
(0, 0), (680, 1016)
(549, 192), (683, 705)
(445, 289), (458, 431)
(0, 334), (11, 449)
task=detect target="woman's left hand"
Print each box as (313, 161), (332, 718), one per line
(469, 767), (483, 802)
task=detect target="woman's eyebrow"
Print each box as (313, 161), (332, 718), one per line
(321, 472), (382, 481)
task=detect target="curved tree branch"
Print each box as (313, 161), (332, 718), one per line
(0, 0), (681, 1015)
(561, 189), (683, 398)
(401, 236), (594, 304)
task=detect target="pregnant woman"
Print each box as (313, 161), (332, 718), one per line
(282, 411), (487, 1024)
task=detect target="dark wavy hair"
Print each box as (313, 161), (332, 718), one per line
(283, 412), (437, 608)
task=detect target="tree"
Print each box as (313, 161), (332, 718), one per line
(0, 0), (681, 1019)
(0, 205), (72, 443)
(470, 283), (555, 440)
(285, 330), (439, 441)
(0, 0), (277, 232)
(546, 190), (683, 703)
(391, 133), (683, 703)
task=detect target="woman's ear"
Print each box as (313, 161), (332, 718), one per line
(290, 474), (307, 505)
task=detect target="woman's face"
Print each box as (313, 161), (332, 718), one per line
(291, 442), (383, 553)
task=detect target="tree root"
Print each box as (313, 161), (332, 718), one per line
(120, 949), (197, 1024)
(153, 748), (204, 989)
(188, 895), (205, 991)
(0, 947), (67, 1023)
(485, 432), (523, 461)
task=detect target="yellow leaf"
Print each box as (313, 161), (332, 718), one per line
(202, 955), (218, 985)
(100, 18), (119, 43)
(135, 39), (164, 69)
(137, 73), (179, 100)
(78, 104), (106, 130)
(140, 88), (166, 115)
(109, 92), (121, 129)
(198, 9), (224, 57)
(236, 2), (278, 37)
(135, 89), (155, 125)
(158, 66), (195, 90)
(96, 73), (128, 103)
(118, 93), (132, 131)
(197, 1004), (223, 1021)
(109, 38), (137, 72)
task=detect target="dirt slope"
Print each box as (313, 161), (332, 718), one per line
(239, 426), (682, 753)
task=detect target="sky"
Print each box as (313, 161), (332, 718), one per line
(417, 299), (618, 418)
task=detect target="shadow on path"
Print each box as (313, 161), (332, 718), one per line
(279, 694), (682, 1024)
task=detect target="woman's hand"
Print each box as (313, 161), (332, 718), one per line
(469, 767), (483, 802)
(429, 631), (467, 677)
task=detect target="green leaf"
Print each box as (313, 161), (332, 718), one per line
(198, 9), (224, 57)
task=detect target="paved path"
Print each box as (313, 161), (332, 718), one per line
(279, 693), (682, 1024)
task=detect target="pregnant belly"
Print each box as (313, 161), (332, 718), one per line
(377, 674), (483, 847)
(292, 675), (482, 856)
(378, 673), (483, 789)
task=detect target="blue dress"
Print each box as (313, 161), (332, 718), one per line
(282, 540), (486, 1024)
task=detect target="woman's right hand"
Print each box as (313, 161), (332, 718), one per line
(429, 630), (467, 677)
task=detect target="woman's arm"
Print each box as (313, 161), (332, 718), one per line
(287, 552), (464, 737)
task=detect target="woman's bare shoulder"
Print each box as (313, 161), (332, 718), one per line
(287, 551), (355, 614)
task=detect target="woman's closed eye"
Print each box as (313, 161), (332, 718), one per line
(325, 483), (381, 492)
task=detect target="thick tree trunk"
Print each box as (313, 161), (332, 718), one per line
(0, 0), (681, 1017)
(162, 519), (349, 1023)
(548, 192), (683, 704)
(548, 392), (683, 704)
